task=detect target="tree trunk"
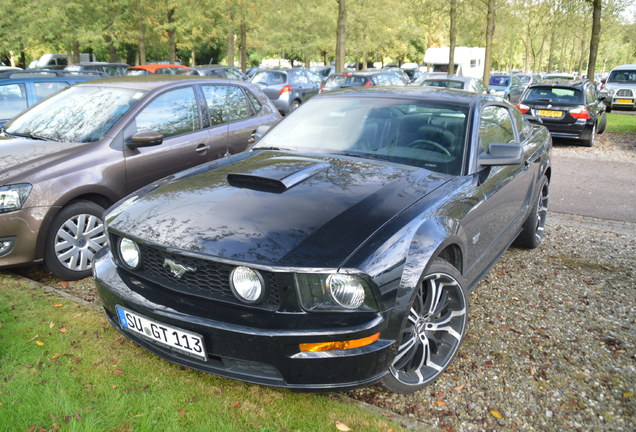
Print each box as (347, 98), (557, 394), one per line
(227, 27), (234, 67)
(191, 48), (196, 67)
(483, 0), (496, 84)
(71, 40), (80, 64)
(240, 18), (247, 72)
(587, 0), (601, 79)
(336, 0), (347, 73)
(167, 8), (176, 64)
(449, 0), (457, 75)
(137, 0), (146, 65)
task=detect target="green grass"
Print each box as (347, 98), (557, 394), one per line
(0, 273), (407, 432)
(605, 112), (636, 133)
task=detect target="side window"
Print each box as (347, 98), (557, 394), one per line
(512, 108), (531, 142)
(585, 85), (595, 104)
(33, 81), (69, 101)
(293, 73), (309, 84)
(201, 85), (252, 126)
(0, 83), (27, 119)
(479, 105), (515, 152)
(133, 87), (200, 138)
(245, 90), (262, 113)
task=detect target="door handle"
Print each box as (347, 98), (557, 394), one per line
(195, 144), (209, 153)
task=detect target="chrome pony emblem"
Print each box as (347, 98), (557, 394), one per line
(163, 258), (196, 278)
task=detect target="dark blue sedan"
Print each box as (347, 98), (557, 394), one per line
(95, 87), (552, 393)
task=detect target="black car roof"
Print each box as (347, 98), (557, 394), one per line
(318, 86), (493, 105)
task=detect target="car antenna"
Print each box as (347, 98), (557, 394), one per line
(224, 106), (231, 157)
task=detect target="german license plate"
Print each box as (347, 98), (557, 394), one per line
(538, 109), (562, 118)
(616, 99), (633, 104)
(116, 305), (207, 360)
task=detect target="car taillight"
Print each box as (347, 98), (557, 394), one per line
(516, 103), (530, 114)
(319, 83), (324, 94)
(570, 108), (590, 120)
(364, 80), (372, 87)
(279, 85), (291, 95)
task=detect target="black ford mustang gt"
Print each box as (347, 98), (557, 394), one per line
(95, 87), (551, 393)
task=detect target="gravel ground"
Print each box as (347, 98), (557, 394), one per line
(9, 131), (636, 432)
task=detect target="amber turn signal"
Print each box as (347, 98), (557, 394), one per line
(299, 333), (380, 352)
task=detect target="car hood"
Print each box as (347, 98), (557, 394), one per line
(107, 151), (451, 268)
(0, 135), (88, 183)
(489, 85), (509, 92)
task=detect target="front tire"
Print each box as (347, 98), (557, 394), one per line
(44, 201), (107, 280)
(514, 175), (549, 249)
(381, 258), (467, 393)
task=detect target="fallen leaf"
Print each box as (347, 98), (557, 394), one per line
(624, 392), (634, 398)
(59, 327), (68, 333)
(335, 421), (352, 431)
(453, 384), (465, 392)
(53, 303), (63, 308)
(113, 369), (124, 375)
(35, 340), (44, 346)
(178, 408), (186, 415)
(133, 414), (144, 418)
(232, 401), (240, 409)
(489, 409), (504, 419)
(112, 385), (119, 389)
(436, 401), (446, 406)
(49, 322), (55, 329)
(51, 353), (63, 359)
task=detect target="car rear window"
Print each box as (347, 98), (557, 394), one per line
(423, 80), (464, 89)
(524, 87), (583, 104)
(252, 71), (287, 86)
(607, 70), (636, 83)
(324, 75), (370, 89)
(489, 76), (510, 86)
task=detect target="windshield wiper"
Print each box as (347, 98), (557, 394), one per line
(4, 131), (53, 141)
(253, 146), (295, 151)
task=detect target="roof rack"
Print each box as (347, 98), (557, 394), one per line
(0, 69), (106, 79)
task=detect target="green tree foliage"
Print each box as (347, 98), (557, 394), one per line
(1, 0), (633, 72)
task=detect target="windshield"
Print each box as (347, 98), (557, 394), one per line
(253, 97), (468, 176)
(252, 71), (287, 86)
(607, 69), (636, 83)
(5, 85), (145, 142)
(324, 75), (370, 89)
(489, 76), (510, 86)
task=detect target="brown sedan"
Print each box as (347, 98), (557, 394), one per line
(0, 75), (281, 280)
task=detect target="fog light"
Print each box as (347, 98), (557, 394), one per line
(299, 333), (380, 352)
(0, 237), (15, 257)
(327, 274), (365, 309)
(119, 237), (140, 269)
(230, 266), (265, 304)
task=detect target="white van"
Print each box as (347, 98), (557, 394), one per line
(30, 53), (96, 70)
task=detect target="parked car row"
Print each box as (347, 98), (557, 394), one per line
(0, 75), (281, 280)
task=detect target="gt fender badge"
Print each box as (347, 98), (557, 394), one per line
(163, 258), (196, 278)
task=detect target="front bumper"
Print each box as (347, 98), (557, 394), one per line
(603, 89), (635, 110)
(0, 206), (52, 268)
(94, 250), (395, 390)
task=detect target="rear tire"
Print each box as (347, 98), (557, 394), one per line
(581, 123), (596, 147)
(44, 201), (107, 280)
(514, 175), (549, 249)
(288, 100), (301, 113)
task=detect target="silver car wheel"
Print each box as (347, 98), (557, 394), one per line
(54, 213), (107, 271)
(389, 267), (467, 387)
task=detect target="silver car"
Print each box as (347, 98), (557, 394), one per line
(600, 64), (636, 112)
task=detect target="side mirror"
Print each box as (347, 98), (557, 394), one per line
(251, 124), (272, 143)
(128, 130), (163, 149)
(479, 142), (524, 166)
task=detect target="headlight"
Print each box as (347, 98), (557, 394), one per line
(608, 89), (615, 96)
(296, 273), (378, 312)
(0, 184), (32, 214)
(230, 266), (265, 304)
(327, 274), (365, 309)
(119, 237), (141, 269)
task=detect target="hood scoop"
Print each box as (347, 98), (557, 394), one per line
(227, 156), (330, 193)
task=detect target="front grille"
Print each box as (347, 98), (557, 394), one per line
(129, 242), (280, 310)
(616, 89), (634, 97)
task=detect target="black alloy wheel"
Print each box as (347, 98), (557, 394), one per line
(514, 175), (549, 249)
(382, 258), (467, 393)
